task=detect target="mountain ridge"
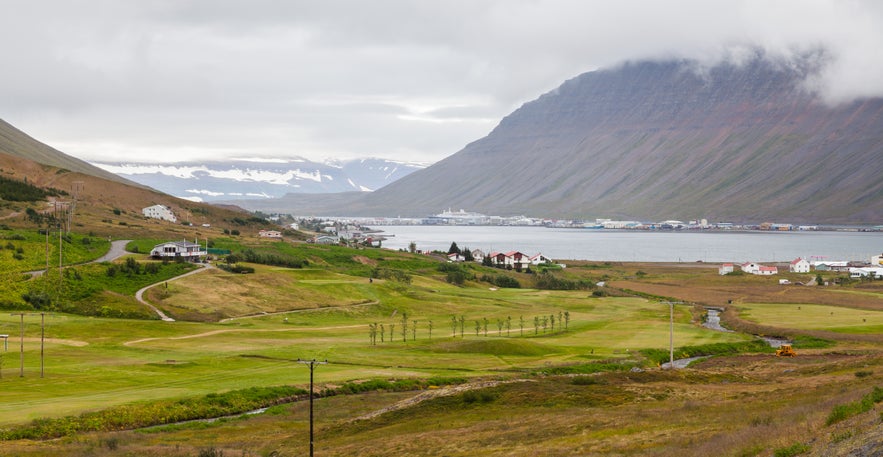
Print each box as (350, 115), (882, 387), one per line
(236, 56), (883, 224)
(93, 157), (426, 202)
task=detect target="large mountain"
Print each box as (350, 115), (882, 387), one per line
(240, 55), (883, 224)
(92, 158), (425, 202)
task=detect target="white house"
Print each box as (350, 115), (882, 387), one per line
(872, 253), (883, 266)
(741, 262), (778, 275)
(719, 263), (734, 275)
(150, 240), (206, 261)
(312, 235), (338, 245)
(259, 230), (282, 239)
(447, 253), (466, 262)
(789, 258), (811, 273)
(488, 251), (531, 270)
(471, 249), (485, 263)
(142, 204), (177, 223)
(850, 267), (883, 278)
(530, 253), (554, 265)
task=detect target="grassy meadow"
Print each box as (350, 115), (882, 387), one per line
(0, 228), (882, 455)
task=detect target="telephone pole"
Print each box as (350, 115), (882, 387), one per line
(297, 359), (328, 457)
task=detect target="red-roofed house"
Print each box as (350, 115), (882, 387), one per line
(719, 263), (734, 275)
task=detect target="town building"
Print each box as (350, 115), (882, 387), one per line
(142, 204), (177, 223)
(719, 263), (734, 275)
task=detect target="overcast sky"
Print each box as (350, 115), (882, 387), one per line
(2, 0), (882, 165)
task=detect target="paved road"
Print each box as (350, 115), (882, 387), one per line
(26, 239), (132, 278)
(93, 239), (132, 263)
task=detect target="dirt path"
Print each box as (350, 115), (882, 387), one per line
(123, 323), (366, 346)
(218, 301), (380, 323)
(352, 379), (533, 422)
(134, 263), (214, 322)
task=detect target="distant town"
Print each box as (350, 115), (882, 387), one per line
(273, 208), (883, 232)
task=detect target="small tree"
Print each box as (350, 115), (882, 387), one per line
(463, 247), (474, 262)
(550, 314), (556, 332)
(448, 242), (461, 255)
(408, 241), (417, 253)
(380, 324), (385, 343)
(534, 316), (540, 335)
(428, 320), (433, 340)
(483, 317), (489, 337)
(497, 319), (504, 336)
(564, 311), (570, 330)
(474, 320), (481, 336)
(369, 323), (376, 345)
(542, 316), (549, 333)
(506, 316), (512, 336)
(519, 315), (525, 336)
(412, 320), (417, 341)
(401, 312), (409, 342)
(390, 323), (395, 341)
(459, 315), (466, 338)
(451, 315), (458, 338)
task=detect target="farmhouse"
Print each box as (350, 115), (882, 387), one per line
(488, 251), (531, 271)
(149, 240), (206, 261)
(259, 230), (282, 239)
(142, 204), (177, 223)
(741, 262), (777, 275)
(719, 263), (734, 275)
(789, 258), (811, 273)
(471, 249), (485, 263)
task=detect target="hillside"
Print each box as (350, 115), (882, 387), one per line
(240, 56), (883, 224)
(0, 120), (270, 239)
(0, 119), (140, 187)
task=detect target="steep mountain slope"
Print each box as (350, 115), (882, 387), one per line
(0, 119), (141, 187)
(244, 56), (883, 223)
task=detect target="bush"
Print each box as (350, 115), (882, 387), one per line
(773, 443), (810, 457)
(480, 274), (520, 288)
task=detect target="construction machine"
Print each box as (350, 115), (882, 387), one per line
(775, 344), (797, 357)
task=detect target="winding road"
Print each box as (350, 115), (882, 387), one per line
(134, 263), (214, 322)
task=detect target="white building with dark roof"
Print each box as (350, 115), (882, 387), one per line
(142, 204), (177, 223)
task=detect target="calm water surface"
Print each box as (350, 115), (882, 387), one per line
(374, 226), (883, 263)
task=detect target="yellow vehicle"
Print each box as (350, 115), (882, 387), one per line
(776, 344), (797, 357)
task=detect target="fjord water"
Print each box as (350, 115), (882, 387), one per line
(376, 226), (883, 263)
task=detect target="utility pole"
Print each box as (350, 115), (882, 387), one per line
(297, 358), (328, 457)
(17, 313), (23, 377)
(40, 312), (45, 378)
(661, 302), (684, 369)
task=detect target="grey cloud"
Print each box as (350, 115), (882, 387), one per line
(1, 1), (881, 164)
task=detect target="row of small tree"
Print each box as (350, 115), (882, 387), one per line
(368, 311), (432, 345)
(368, 310), (570, 345)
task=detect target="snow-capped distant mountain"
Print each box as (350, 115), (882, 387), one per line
(91, 158), (427, 202)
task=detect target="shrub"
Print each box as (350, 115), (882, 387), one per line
(773, 443), (810, 457)
(480, 274), (520, 288)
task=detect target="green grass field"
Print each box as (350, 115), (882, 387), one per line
(740, 303), (883, 334)
(4, 234), (883, 456)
